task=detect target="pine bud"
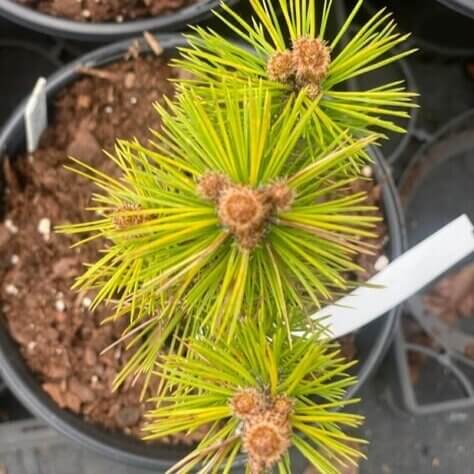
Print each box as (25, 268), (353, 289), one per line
(292, 37), (331, 84)
(267, 50), (294, 82)
(112, 203), (146, 230)
(231, 389), (266, 419)
(198, 172), (230, 202)
(243, 411), (292, 473)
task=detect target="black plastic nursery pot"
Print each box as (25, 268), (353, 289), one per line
(0, 0), (240, 42)
(364, 0), (474, 57)
(0, 34), (405, 469)
(394, 109), (474, 415)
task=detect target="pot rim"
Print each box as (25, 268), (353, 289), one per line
(345, 147), (406, 399)
(438, 0), (474, 19)
(0, 0), (240, 42)
(0, 33), (406, 469)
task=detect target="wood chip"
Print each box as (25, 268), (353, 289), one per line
(126, 39), (141, 60)
(77, 66), (119, 82)
(144, 32), (163, 56)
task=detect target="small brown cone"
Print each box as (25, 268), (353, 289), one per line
(218, 186), (272, 249)
(198, 172), (230, 202)
(199, 174), (295, 250)
(231, 389), (266, 419)
(243, 411), (292, 473)
(112, 203), (146, 230)
(267, 50), (294, 82)
(268, 182), (295, 212)
(292, 37), (331, 84)
(272, 395), (294, 422)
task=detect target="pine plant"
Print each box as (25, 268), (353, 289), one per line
(59, 1), (416, 472)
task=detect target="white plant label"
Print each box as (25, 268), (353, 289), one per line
(295, 215), (474, 340)
(25, 77), (48, 153)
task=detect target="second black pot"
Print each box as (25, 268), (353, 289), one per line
(0, 0), (240, 43)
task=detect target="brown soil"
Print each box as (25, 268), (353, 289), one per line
(0, 53), (203, 444)
(337, 173), (388, 362)
(467, 63), (474, 81)
(423, 264), (474, 329)
(404, 264), (474, 384)
(16, 0), (195, 23)
(352, 176), (387, 282)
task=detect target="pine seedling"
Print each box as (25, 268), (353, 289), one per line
(144, 319), (365, 474)
(174, 0), (417, 145)
(54, 3), (419, 472)
(58, 85), (380, 386)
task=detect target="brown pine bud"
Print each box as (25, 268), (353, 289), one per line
(112, 203), (146, 230)
(267, 50), (294, 82)
(292, 37), (331, 84)
(231, 389), (266, 419)
(268, 181), (295, 211)
(198, 174), (295, 250)
(218, 186), (269, 233)
(272, 395), (294, 422)
(243, 411), (292, 473)
(198, 172), (230, 202)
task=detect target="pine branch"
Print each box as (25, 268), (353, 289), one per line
(58, 85), (380, 385)
(144, 319), (365, 474)
(173, 0), (417, 143)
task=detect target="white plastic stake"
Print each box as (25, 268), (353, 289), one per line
(295, 215), (474, 339)
(25, 77), (48, 153)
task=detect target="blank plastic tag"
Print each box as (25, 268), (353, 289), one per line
(25, 77), (47, 153)
(295, 215), (474, 339)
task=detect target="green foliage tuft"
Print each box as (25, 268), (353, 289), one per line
(145, 319), (365, 474)
(174, 0), (417, 145)
(59, 85), (380, 387)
